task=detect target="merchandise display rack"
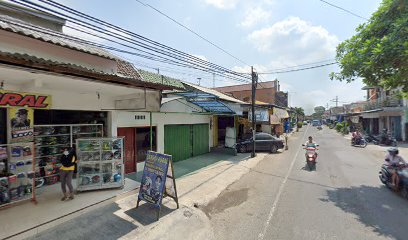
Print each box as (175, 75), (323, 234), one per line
(33, 124), (103, 190)
(76, 137), (124, 192)
(0, 142), (36, 207)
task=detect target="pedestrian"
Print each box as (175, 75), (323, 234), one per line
(60, 147), (76, 201)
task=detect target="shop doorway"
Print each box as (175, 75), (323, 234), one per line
(217, 116), (234, 146)
(117, 127), (157, 174)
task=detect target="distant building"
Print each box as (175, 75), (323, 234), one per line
(213, 80), (288, 107)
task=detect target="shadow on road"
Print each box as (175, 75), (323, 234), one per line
(321, 185), (408, 240)
(125, 203), (175, 226)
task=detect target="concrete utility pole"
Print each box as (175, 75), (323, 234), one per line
(213, 73), (215, 88)
(197, 77), (201, 86)
(251, 66), (258, 158)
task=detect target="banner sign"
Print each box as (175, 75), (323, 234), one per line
(137, 151), (179, 220)
(8, 108), (34, 143)
(138, 151), (171, 206)
(248, 109), (269, 122)
(0, 90), (51, 109)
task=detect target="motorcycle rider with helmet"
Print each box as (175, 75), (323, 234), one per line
(304, 136), (318, 159)
(351, 129), (362, 145)
(385, 147), (407, 189)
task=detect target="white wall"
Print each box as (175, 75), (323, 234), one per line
(161, 99), (204, 113)
(117, 111), (213, 153)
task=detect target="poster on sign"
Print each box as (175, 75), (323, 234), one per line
(8, 108), (34, 143)
(137, 151), (178, 220)
(138, 151), (170, 206)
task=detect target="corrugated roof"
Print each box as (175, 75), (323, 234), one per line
(0, 14), (117, 59)
(138, 69), (184, 89)
(182, 82), (245, 104)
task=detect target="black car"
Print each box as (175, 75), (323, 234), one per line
(236, 132), (284, 153)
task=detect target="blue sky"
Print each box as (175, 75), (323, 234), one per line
(57, 0), (383, 113)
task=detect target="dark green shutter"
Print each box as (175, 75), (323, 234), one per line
(193, 124), (209, 156)
(164, 125), (192, 162)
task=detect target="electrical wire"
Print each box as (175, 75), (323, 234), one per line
(23, 0), (250, 80)
(258, 62), (338, 74)
(134, 0), (249, 66)
(318, 0), (368, 21)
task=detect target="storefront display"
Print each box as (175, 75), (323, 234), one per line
(0, 143), (35, 206)
(33, 124), (103, 188)
(76, 137), (124, 191)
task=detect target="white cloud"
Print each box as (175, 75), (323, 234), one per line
(192, 54), (208, 62)
(204, 0), (239, 9)
(240, 7), (271, 28)
(248, 16), (339, 64)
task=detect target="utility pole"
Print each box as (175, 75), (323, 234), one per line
(212, 73), (215, 88)
(335, 96), (338, 107)
(157, 68), (160, 74)
(251, 66), (257, 158)
(197, 77), (201, 86)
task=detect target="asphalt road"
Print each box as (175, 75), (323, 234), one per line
(203, 125), (408, 240)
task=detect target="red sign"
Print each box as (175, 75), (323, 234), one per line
(0, 91), (51, 109)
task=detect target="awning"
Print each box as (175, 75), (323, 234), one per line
(270, 115), (280, 124)
(175, 92), (235, 114)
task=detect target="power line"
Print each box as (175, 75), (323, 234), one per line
(258, 62), (338, 74)
(318, 0), (368, 21)
(12, 0), (250, 82)
(134, 0), (249, 66)
(263, 58), (336, 72)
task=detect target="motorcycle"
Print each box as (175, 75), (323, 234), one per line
(302, 144), (318, 171)
(374, 129), (397, 146)
(379, 161), (408, 198)
(351, 137), (367, 148)
(317, 125), (322, 130)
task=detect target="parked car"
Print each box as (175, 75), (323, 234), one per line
(236, 132), (284, 153)
(303, 121), (308, 125)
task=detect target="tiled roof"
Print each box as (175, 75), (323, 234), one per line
(0, 14), (117, 59)
(182, 82), (245, 104)
(138, 69), (184, 89)
(214, 81), (276, 92)
(117, 60), (142, 79)
(0, 51), (183, 90)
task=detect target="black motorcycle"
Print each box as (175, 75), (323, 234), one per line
(379, 161), (408, 198)
(351, 137), (367, 148)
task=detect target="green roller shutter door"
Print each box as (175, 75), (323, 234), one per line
(164, 125), (192, 162)
(193, 124), (209, 156)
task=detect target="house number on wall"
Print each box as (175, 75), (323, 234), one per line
(135, 115), (146, 120)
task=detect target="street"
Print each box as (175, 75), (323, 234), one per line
(203, 125), (408, 240)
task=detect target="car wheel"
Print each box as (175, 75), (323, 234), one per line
(238, 145), (247, 153)
(270, 145), (278, 153)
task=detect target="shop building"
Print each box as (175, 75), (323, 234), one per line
(0, 3), (181, 206)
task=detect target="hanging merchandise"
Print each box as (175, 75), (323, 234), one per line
(76, 137), (124, 192)
(0, 143), (35, 207)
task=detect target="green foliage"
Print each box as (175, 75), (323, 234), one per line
(335, 123), (343, 132)
(331, 0), (408, 92)
(297, 122), (303, 128)
(312, 106), (326, 120)
(335, 122), (350, 134)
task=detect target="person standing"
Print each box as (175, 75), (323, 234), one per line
(60, 147), (76, 201)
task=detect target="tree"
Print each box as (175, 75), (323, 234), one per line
(312, 106), (325, 119)
(330, 0), (408, 91)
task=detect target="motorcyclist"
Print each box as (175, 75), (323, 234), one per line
(385, 147), (407, 189)
(304, 136), (318, 159)
(351, 129), (362, 144)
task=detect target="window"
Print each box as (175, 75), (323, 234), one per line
(256, 134), (272, 140)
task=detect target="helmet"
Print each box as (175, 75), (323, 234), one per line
(388, 147), (399, 154)
(103, 173), (112, 183)
(58, 127), (69, 134)
(103, 152), (113, 161)
(113, 151), (121, 160)
(102, 141), (111, 151)
(41, 127), (55, 135)
(81, 176), (91, 185)
(113, 173), (121, 182)
(91, 175), (101, 184)
(93, 152), (101, 161)
(112, 139), (122, 150)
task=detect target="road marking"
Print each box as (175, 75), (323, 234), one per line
(258, 125), (309, 240)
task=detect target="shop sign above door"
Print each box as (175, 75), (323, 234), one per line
(0, 90), (51, 109)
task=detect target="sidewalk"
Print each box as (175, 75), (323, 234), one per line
(1, 149), (272, 240)
(20, 150), (270, 240)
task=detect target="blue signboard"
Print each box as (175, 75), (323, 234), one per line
(138, 151), (171, 206)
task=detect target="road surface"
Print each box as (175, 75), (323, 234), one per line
(203, 125), (408, 240)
